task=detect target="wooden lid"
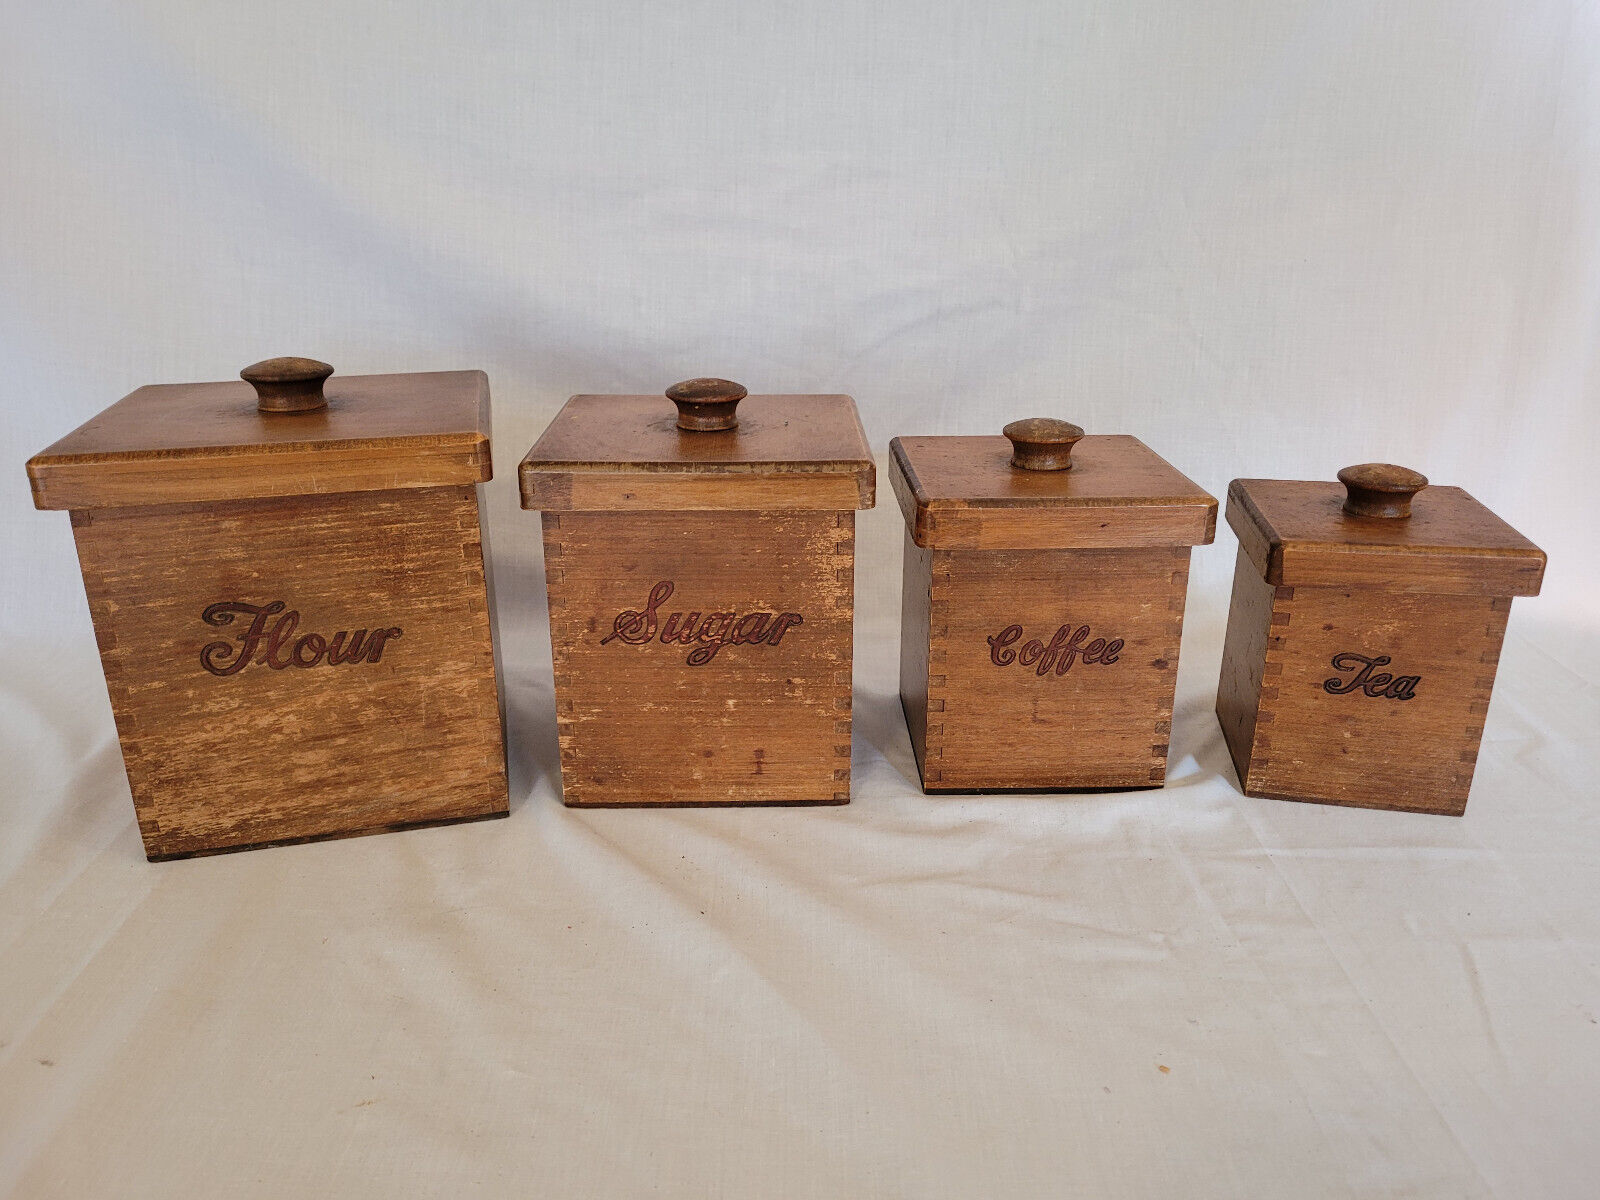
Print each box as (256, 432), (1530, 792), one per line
(1228, 468), (1546, 596)
(888, 429), (1216, 550)
(519, 380), (875, 512)
(27, 364), (492, 511)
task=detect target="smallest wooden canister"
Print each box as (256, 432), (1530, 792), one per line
(1216, 464), (1545, 815)
(889, 420), (1216, 792)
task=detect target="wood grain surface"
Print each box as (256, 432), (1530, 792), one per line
(1218, 474), (1544, 814)
(70, 485), (508, 858)
(1217, 554), (1512, 814)
(520, 393), (875, 513)
(902, 543), (1193, 791)
(1226, 478), (1545, 595)
(28, 370), (492, 511)
(542, 510), (857, 805)
(890, 435), (1215, 550)
(891, 433), (1213, 792)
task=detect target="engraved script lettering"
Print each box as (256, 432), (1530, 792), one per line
(986, 622), (1124, 676)
(600, 580), (803, 666)
(200, 601), (403, 677)
(1322, 652), (1419, 700)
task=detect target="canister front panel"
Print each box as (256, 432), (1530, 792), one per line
(1233, 581), (1511, 814)
(71, 485), (508, 857)
(542, 510), (856, 805)
(906, 542), (1192, 791)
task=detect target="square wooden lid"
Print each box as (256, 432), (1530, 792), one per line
(519, 380), (875, 512)
(28, 362), (492, 511)
(1228, 468), (1546, 596)
(889, 427), (1216, 550)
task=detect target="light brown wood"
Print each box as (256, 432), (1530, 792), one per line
(904, 545), (1191, 791)
(543, 510), (856, 805)
(524, 471), (868, 513)
(890, 435), (1216, 550)
(519, 393), (874, 512)
(523, 383), (874, 806)
(29, 362), (509, 858)
(70, 485), (508, 858)
(1216, 470), (1543, 815)
(28, 369), (491, 510)
(892, 431), (1213, 792)
(1227, 479), (1545, 596)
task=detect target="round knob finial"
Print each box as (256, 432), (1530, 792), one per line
(241, 357), (333, 414)
(666, 378), (746, 431)
(1003, 418), (1085, 471)
(1338, 463), (1428, 519)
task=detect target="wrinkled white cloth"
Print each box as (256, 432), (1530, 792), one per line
(3, 3), (1599, 1197)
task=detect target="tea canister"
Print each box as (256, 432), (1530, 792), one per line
(519, 379), (874, 806)
(26, 359), (509, 858)
(889, 420), (1216, 792)
(1216, 464), (1545, 815)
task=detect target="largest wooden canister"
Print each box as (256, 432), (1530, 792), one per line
(26, 358), (509, 858)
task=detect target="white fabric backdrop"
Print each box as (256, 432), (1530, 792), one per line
(3, 2), (1598, 1196)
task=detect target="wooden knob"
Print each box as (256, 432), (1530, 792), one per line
(667, 378), (746, 432)
(1003, 418), (1085, 471)
(1338, 463), (1429, 519)
(241, 357), (333, 414)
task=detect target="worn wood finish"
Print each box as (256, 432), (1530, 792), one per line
(1337, 463), (1428, 520)
(523, 382), (874, 807)
(28, 370), (492, 510)
(71, 485), (508, 858)
(543, 510), (856, 806)
(1003, 418), (1085, 472)
(524, 472), (868, 513)
(1227, 479), (1545, 596)
(241, 356), (335, 413)
(892, 430), (1213, 793)
(30, 362), (509, 858)
(904, 545), (1192, 791)
(665, 377), (746, 431)
(1216, 471), (1544, 815)
(890, 435), (1215, 550)
(519, 394), (875, 513)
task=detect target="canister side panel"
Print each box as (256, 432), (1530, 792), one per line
(1216, 545), (1279, 790)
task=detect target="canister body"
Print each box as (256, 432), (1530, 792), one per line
(71, 485), (508, 857)
(900, 533), (1194, 791)
(1216, 545), (1510, 815)
(543, 509), (856, 805)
